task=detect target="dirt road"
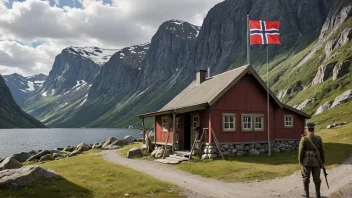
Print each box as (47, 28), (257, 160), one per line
(99, 150), (352, 198)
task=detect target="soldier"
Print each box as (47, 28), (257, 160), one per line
(298, 123), (325, 198)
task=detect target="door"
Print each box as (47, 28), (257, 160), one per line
(183, 114), (191, 150)
(191, 114), (200, 148)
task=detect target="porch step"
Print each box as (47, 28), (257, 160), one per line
(155, 157), (182, 164)
(168, 154), (189, 161)
(173, 151), (191, 158)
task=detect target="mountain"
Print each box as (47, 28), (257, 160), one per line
(3, 73), (47, 106)
(23, 0), (352, 128)
(0, 74), (46, 128)
(23, 47), (119, 126)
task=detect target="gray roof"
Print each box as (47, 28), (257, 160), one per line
(138, 65), (310, 118)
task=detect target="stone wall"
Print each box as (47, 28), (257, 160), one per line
(201, 140), (300, 160)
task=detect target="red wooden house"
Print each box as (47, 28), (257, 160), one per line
(138, 65), (310, 159)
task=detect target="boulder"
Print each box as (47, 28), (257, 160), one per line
(11, 152), (30, 163)
(63, 146), (74, 152)
(26, 150), (50, 162)
(110, 139), (127, 147)
(208, 154), (217, 159)
(0, 158), (3, 163)
(0, 166), (60, 188)
(208, 148), (217, 154)
(311, 62), (336, 86)
(244, 146), (250, 151)
(52, 153), (62, 158)
(68, 149), (82, 157)
(235, 145), (244, 151)
(333, 60), (350, 80)
(231, 149), (237, 153)
(272, 148), (281, 153)
(49, 150), (60, 154)
(315, 101), (333, 115)
(127, 148), (143, 158)
(295, 98), (315, 111)
(106, 145), (121, 150)
(39, 154), (54, 162)
(258, 148), (266, 154)
(76, 143), (90, 151)
(28, 150), (37, 156)
(0, 157), (22, 170)
(331, 89), (352, 108)
(221, 144), (229, 149)
(254, 143), (261, 149)
(236, 151), (244, 157)
(56, 148), (64, 151)
(221, 151), (229, 157)
(123, 136), (135, 144)
(203, 149), (209, 154)
(151, 149), (157, 158)
(102, 137), (117, 149)
(201, 154), (208, 160)
(248, 149), (260, 156)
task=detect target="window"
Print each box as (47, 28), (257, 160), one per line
(242, 115), (252, 131)
(222, 113), (236, 132)
(241, 114), (264, 132)
(176, 117), (180, 131)
(161, 116), (168, 132)
(192, 115), (199, 128)
(284, 115), (293, 127)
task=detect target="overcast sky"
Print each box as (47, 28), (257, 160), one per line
(0, 0), (223, 76)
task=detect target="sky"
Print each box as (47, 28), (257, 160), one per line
(0, 0), (223, 76)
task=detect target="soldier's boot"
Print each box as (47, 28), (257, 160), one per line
(315, 182), (321, 198)
(303, 182), (309, 197)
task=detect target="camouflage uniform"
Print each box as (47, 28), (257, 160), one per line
(298, 128), (325, 198)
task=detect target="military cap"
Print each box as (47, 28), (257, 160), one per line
(305, 122), (315, 128)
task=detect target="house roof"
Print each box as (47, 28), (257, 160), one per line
(138, 65), (311, 119)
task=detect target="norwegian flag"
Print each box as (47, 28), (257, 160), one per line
(250, 20), (281, 45)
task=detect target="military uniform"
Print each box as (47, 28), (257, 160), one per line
(298, 123), (325, 198)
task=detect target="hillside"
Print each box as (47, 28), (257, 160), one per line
(0, 74), (46, 128)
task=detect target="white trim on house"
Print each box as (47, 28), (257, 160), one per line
(254, 114), (264, 131)
(241, 114), (265, 132)
(192, 114), (200, 128)
(222, 113), (236, 132)
(161, 116), (168, 132)
(284, 114), (294, 128)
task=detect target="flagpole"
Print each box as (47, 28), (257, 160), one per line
(247, 15), (250, 65)
(267, 45), (271, 157)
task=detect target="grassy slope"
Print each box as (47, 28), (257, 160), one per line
(176, 123), (352, 182)
(0, 151), (181, 198)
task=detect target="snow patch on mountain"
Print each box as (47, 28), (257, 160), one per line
(66, 46), (119, 66)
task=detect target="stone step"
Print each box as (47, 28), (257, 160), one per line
(155, 158), (181, 164)
(169, 155), (189, 161)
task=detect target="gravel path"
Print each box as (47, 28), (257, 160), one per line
(99, 150), (352, 198)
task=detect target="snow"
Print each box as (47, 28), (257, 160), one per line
(66, 46), (119, 66)
(80, 94), (89, 106)
(42, 92), (47, 97)
(26, 81), (35, 91)
(34, 81), (45, 84)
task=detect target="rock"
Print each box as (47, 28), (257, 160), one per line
(106, 145), (121, 150)
(0, 166), (60, 188)
(155, 147), (168, 158)
(325, 28), (352, 58)
(26, 150), (50, 162)
(254, 143), (261, 149)
(68, 149), (82, 157)
(76, 143), (90, 151)
(63, 146), (74, 152)
(333, 60), (351, 80)
(56, 148), (64, 151)
(244, 146), (250, 151)
(272, 148), (281, 153)
(331, 89), (352, 108)
(0, 158), (3, 163)
(235, 145), (244, 151)
(248, 149), (260, 156)
(231, 149), (237, 153)
(221, 144), (229, 149)
(288, 141), (295, 144)
(110, 139), (127, 147)
(102, 137), (117, 149)
(127, 148), (143, 158)
(203, 149), (209, 154)
(222, 151), (229, 157)
(295, 98), (315, 111)
(28, 150), (37, 156)
(0, 157), (22, 170)
(151, 149), (157, 158)
(39, 154), (54, 162)
(236, 151), (244, 157)
(258, 148), (266, 154)
(52, 153), (61, 158)
(311, 62), (336, 86)
(208, 148), (217, 154)
(123, 136), (135, 144)
(208, 154), (217, 159)
(11, 152), (30, 163)
(140, 144), (148, 153)
(201, 154), (208, 160)
(315, 101), (333, 115)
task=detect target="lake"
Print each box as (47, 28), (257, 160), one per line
(0, 128), (142, 158)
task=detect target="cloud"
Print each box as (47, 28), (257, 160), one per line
(0, 0), (223, 76)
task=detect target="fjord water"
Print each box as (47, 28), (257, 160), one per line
(0, 128), (142, 158)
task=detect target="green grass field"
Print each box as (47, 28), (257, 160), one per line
(0, 150), (182, 198)
(176, 123), (352, 182)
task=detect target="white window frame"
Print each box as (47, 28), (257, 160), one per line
(176, 117), (180, 131)
(284, 115), (294, 128)
(253, 114), (264, 131)
(241, 114), (253, 132)
(192, 114), (199, 128)
(222, 113), (236, 132)
(161, 116), (168, 132)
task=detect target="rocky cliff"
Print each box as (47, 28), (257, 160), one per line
(0, 75), (45, 128)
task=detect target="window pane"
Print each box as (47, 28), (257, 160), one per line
(225, 116), (229, 122)
(225, 123), (229, 128)
(230, 116), (234, 122)
(230, 123), (234, 129)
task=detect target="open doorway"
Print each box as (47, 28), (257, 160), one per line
(183, 113), (191, 150)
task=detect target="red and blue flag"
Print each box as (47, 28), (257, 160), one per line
(250, 20), (281, 45)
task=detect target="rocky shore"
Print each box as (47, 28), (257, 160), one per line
(0, 135), (140, 189)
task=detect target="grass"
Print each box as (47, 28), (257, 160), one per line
(0, 151), (182, 198)
(176, 123), (352, 183)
